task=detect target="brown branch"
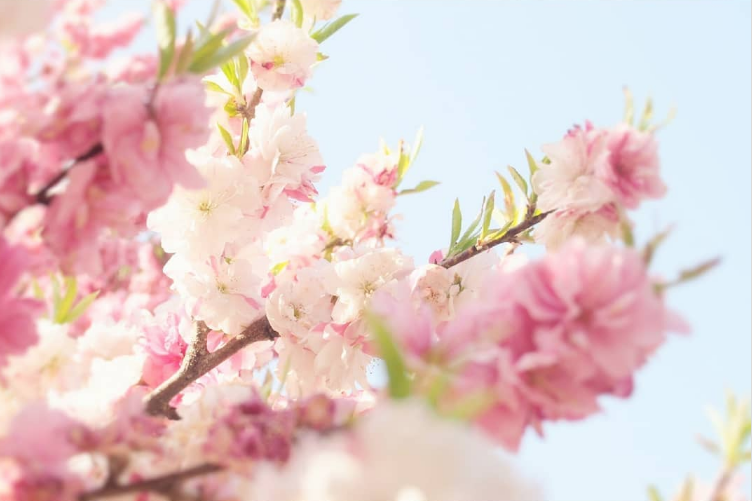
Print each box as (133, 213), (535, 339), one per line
(144, 318), (278, 419)
(79, 463), (222, 501)
(439, 210), (551, 269)
(36, 143), (104, 205)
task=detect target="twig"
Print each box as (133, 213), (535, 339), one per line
(35, 143), (105, 205)
(439, 210), (551, 269)
(143, 318), (278, 419)
(79, 463), (221, 501)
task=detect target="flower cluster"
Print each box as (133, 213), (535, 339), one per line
(532, 121), (666, 248)
(372, 240), (685, 450)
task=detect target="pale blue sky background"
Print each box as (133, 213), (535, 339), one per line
(110, 1), (751, 499)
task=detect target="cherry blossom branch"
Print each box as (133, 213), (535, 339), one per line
(439, 210), (551, 269)
(79, 463), (222, 501)
(144, 318), (278, 419)
(35, 143), (104, 205)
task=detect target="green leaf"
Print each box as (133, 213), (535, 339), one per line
(638, 97), (654, 131)
(231, 0), (254, 18)
(238, 117), (250, 156)
(288, 95), (296, 114)
(480, 191), (495, 240)
(205, 79), (229, 95)
(623, 86), (634, 126)
(311, 14), (358, 44)
(216, 123), (236, 155)
(54, 277), (77, 324)
(495, 171), (516, 221)
(236, 53), (249, 87)
(398, 180), (440, 196)
(221, 60), (239, 91)
(642, 226), (673, 265)
(63, 291), (100, 324)
(524, 149), (539, 178)
(189, 34), (257, 74)
(450, 199), (462, 251)
(174, 29), (195, 74)
(409, 126), (424, 166)
(153, 1), (177, 80)
(508, 165), (528, 199)
(270, 261), (289, 275)
(647, 485), (664, 501)
(290, 0), (304, 28)
(621, 220), (635, 247)
(457, 201), (484, 248)
(190, 27), (232, 66)
(368, 313), (411, 399)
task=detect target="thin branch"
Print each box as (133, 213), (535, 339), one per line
(143, 317), (278, 419)
(272, 0), (286, 20)
(79, 463), (221, 501)
(439, 210), (551, 269)
(36, 143), (104, 205)
(707, 467), (734, 501)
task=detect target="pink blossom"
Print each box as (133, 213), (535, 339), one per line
(0, 238), (40, 369)
(0, 137), (39, 227)
(102, 78), (210, 211)
(0, 403), (92, 472)
(61, 11), (143, 59)
(42, 160), (142, 274)
(598, 124), (666, 209)
(514, 240), (673, 381)
(140, 313), (188, 388)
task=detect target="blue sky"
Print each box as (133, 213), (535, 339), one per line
(111, 1), (751, 499)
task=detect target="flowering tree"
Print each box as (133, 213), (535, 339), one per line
(0, 1), (747, 500)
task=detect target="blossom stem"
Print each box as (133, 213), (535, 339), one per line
(439, 210), (551, 269)
(707, 465), (734, 501)
(143, 318), (278, 419)
(79, 463), (222, 500)
(35, 143), (105, 205)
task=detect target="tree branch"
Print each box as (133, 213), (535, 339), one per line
(36, 143), (104, 205)
(439, 210), (551, 269)
(79, 463), (222, 501)
(144, 317), (278, 419)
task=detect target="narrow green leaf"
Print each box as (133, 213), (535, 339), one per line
(216, 123), (236, 155)
(231, 0), (253, 18)
(639, 97), (654, 131)
(290, 0), (304, 28)
(205, 80), (229, 95)
(642, 226), (673, 265)
(238, 117), (250, 156)
(54, 277), (78, 323)
(621, 220), (635, 247)
(409, 126), (424, 166)
(368, 313), (411, 399)
(495, 172), (515, 221)
(508, 165), (528, 199)
(288, 95), (296, 114)
(481, 191), (495, 240)
(270, 261), (289, 275)
(190, 27), (233, 67)
(623, 86), (634, 126)
(398, 180), (440, 196)
(450, 199), (462, 251)
(153, 1), (177, 80)
(446, 390), (495, 420)
(64, 291), (100, 324)
(524, 149), (539, 178)
(397, 142), (410, 181)
(647, 485), (663, 501)
(677, 257), (721, 283)
(189, 34), (257, 74)
(457, 200), (484, 248)
(221, 60), (239, 91)
(174, 29), (195, 74)
(236, 53), (249, 87)
(311, 14), (358, 44)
